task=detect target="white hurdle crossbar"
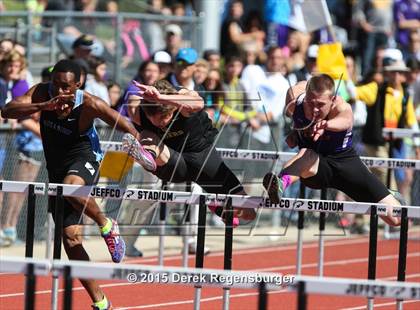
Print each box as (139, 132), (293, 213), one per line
(0, 180), (45, 194)
(100, 142), (420, 170)
(292, 275), (420, 309)
(1, 256), (419, 310)
(46, 183), (420, 219)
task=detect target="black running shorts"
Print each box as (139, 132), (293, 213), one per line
(154, 145), (243, 195)
(48, 160), (100, 228)
(301, 147), (390, 203)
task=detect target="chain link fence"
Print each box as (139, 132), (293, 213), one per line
(0, 10), (203, 85)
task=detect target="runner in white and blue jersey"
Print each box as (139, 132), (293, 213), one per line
(1, 59), (151, 310)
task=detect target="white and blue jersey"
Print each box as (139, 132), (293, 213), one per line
(40, 86), (103, 170)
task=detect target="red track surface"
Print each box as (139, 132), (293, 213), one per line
(1, 235), (419, 310)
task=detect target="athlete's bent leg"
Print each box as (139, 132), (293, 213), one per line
(139, 130), (171, 166)
(282, 148), (320, 178)
(63, 174), (126, 263)
(377, 194), (401, 226)
(263, 148), (319, 203)
(233, 189), (257, 220)
(63, 225), (109, 306)
(63, 174), (107, 227)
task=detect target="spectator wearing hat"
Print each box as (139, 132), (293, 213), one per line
(71, 34), (95, 60)
(153, 50), (173, 80)
(163, 24), (183, 61)
(167, 48), (203, 92)
(355, 50), (418, 197)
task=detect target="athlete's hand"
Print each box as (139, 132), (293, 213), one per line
(41, 94), (75, 111)
(312, 120), (328, 142)
(132, 80), (161, 102)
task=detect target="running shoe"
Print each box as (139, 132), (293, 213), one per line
(263, 172), (284, 204)
(101, 219), (126, 263)
(2, 227), (17, 243)
(122, 133), (157, 172)
(187, 242), (211, 255)
(389, 189), (406, 205)
(91, 300), (112, 310)
(208, 204), (240, 228)
(0, 230), (11, 247)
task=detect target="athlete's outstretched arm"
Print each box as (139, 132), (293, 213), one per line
(1, 84), (73, 119)
(132, 81), (204, 117)
(324, 97), (353, 131)
(284, 81), (306, 117)
(86, 94), (140, 139)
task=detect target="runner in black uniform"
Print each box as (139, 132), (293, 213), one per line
(1, 59), (148, 310)
(122, 79), (256, 222)
(263, 74), (401, 227)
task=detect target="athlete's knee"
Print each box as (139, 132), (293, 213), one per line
(140, 130), (160, 146)
(63, 226), (83, 249)
(140, 130), (166, 157)
(377, 194), (402, 227)
(65, 195), (90, 211)
(301, 149), (319, 176)
(240, 208), (256, 221)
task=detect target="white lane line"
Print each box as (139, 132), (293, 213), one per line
(1, 252), (419, 298)
(112, 274), (420, 310)
(254, 252), (420, 272)
(128, 232), (420, 264)
(115, 290), (287, 310)
(128, 236), (372, 264)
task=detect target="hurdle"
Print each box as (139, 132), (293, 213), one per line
(99, 140), (420, 277)
(0, 255), (285, 310)
(45, 183), (420, 308)
(2, 145), (419, 310)
(293, 275), (420, 310)
(0, 181), (45, 258)
(2, 255), (420, 310)
(100, 141), (420, 276)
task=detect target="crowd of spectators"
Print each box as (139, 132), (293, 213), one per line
(0, 0), (419, 248)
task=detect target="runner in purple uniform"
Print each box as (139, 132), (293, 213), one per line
(263, 74), (401, 226)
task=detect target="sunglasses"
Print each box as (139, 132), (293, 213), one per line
(176, 60), (193, 67)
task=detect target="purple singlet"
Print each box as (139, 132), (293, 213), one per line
(292, 93), (352, 155)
